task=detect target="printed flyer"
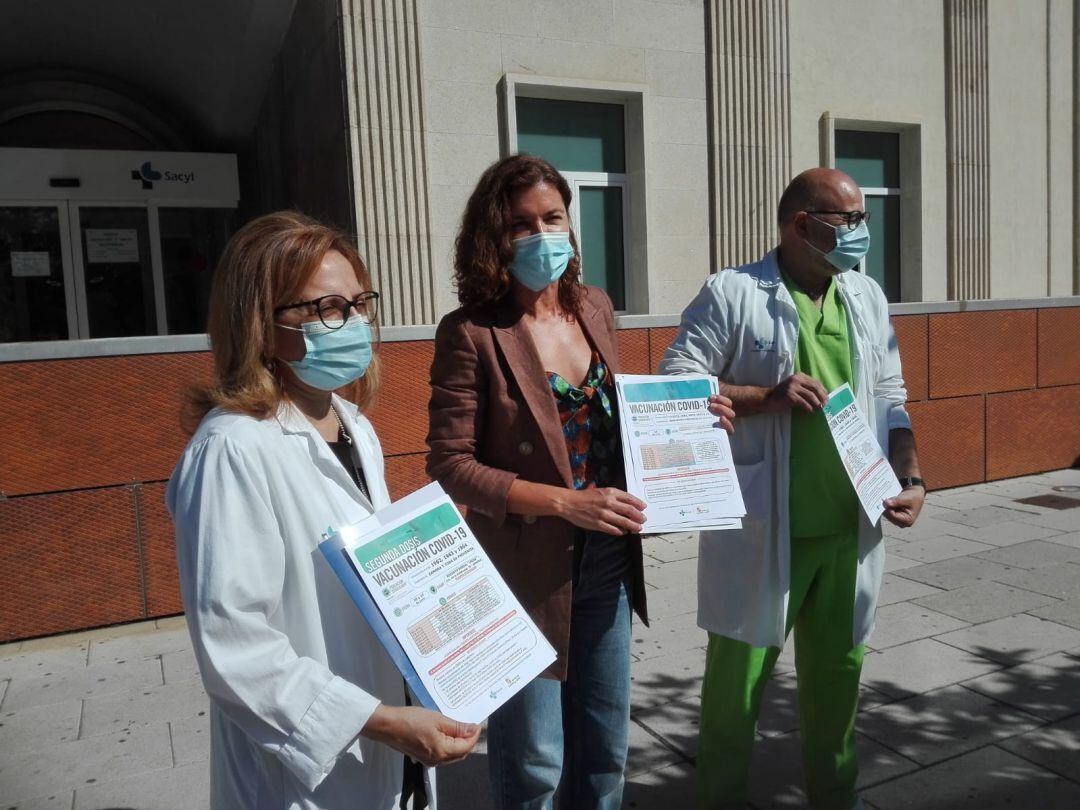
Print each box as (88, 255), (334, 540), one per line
(822, 383), (902, 524)
(615, 373), (745, 533)
(321, 482), (556, 723)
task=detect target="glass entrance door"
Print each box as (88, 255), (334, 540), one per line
(70, 205), (157, 338)
(0, 200), (235, 343)
(158, 207), (234, 334)
(0, 202), (76, 342)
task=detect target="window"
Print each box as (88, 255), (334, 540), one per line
(0, 202), (234, 342)
(0, 205), (72, 342)
(835, 130), (901, 302)
(516, 97), (629, 310)
(76, 205), (157, 338)
(159, 208), (235, 334)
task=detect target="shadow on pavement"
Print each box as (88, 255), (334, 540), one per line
(437, 646), (1080, 809)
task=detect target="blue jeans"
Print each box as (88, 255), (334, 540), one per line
(487, 559), (632, 810)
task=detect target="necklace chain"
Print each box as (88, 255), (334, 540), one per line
(330, 407), (352, 446)
(329, 406), (366, 496)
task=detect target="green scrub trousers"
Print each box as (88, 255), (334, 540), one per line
(698, 275), (864, 809)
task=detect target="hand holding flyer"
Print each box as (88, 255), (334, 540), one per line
(320, 483), (556, 724)
(822, 383), (902, 524)
(615, 374), (745, 533)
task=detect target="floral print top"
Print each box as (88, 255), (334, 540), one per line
(548, 352), (621, 491)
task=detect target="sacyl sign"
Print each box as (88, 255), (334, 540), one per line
(131, 161), (196, 190)
(0, 147), (239, 202)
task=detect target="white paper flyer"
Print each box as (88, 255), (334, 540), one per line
(615, 374), (745, 533)
(822, 383), (902, 524)
(322, 483), (556, 724)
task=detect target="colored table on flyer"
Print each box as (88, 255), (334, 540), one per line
(822, 383), (902, 525)
(335, 484), (556, 724)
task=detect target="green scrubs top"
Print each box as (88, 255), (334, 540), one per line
(782, 271), (860, 537)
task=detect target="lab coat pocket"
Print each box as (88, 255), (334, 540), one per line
(734, 459), (770, 523)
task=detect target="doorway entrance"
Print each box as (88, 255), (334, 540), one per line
(0, 148), (238, 343)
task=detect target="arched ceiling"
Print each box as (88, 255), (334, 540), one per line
(0, 0), (298, 146)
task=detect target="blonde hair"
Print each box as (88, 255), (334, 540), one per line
(184, 211), (381, 432)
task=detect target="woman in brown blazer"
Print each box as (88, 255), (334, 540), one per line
(427, 154), (732, 809)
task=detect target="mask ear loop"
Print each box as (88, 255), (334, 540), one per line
(802, 214), (836, 258)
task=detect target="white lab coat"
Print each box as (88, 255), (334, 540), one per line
(167, 395), (437, 810)
(659, 250), (911, 649)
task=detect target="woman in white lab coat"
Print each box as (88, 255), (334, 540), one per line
(167, 211), (479, 810)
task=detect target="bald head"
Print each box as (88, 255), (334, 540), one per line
(775, 167), (867, 283)
(777, 168), (862, 226)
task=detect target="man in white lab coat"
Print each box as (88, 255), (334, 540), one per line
(660, 168), (925, 809)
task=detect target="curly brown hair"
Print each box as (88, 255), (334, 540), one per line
(453, 153), (583, 315)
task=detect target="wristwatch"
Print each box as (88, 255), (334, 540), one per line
(898, 476), (926, 491)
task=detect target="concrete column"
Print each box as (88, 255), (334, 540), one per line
(945, 0), (991, 300)
(1044, 0), (1076, 296)
(705, 0), (791, 268)
(1074, 0), (1079, 295)
(342, 0), (437, 325)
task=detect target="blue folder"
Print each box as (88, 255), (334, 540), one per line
(319, 533), (438, 711)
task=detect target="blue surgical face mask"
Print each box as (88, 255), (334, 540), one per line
(279, 317), (373, 391)
(510, 231), (574, 292)
(806, 217), (870, 272)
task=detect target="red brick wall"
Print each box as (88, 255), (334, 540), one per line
(2, 306), (1078, 640)
(904, 307), (1080, 488)
(0, 487), (144, 639)
(0, 353), (214, 496)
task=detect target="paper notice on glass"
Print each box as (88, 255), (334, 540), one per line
(319, 482), (556, 724)
(85, 229), (139, 263)
(823, 383), (902, 524)
(10, 251), (51, 277)
(615, 374), (745, 534)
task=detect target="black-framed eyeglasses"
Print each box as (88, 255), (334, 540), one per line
(274, 291), (380, 330)
(806, 210), (871, 231)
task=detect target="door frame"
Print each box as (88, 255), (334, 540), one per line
(0, 199), (79, 339)
(68, 200), (162, 337)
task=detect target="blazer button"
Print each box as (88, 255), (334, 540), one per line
(518, 441), (534, 455)
(523, 515), (537, 524)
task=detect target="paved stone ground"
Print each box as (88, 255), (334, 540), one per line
(3, 470), (1080, 809)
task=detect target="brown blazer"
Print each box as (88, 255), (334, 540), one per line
(426, 286), (649, 680)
